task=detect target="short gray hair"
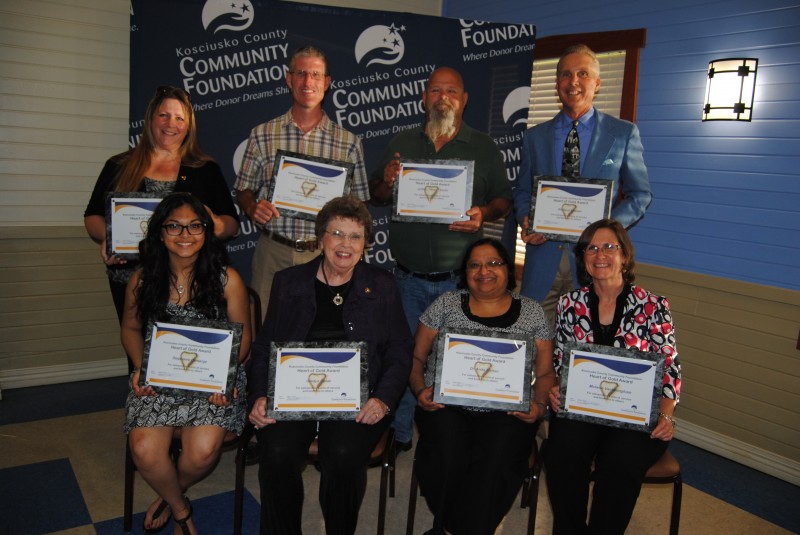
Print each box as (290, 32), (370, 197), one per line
(556, 44), (600, 77)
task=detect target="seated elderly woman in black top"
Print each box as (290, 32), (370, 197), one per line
(247, 196), (413, 535)
(409, 238), (556, 535)
(545, 218), (681, 534)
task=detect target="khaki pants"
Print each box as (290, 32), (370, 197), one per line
(251, 233), (319, 322)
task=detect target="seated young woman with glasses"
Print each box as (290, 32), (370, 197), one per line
(121, 192), (250, 535)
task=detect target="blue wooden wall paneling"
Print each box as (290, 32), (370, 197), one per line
(444, 0), (800, 291)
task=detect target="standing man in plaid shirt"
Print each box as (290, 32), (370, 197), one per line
(235, 45), (369, 320)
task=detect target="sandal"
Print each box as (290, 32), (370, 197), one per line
(173, 496), (194, 535)
(142, 498), (171, 533)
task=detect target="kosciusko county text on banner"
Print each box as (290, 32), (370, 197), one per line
(129, 0), (536, 279)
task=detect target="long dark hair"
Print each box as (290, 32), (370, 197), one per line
(573, 218), (636, 287)
(457, 238), (516, 291)
(135, 193), (228, 323)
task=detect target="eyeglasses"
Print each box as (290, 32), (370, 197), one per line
(162, 222), (205, 236)
(584, 243), (621, 256)
(156, 85), (192, 103)
(466, 260), (506, 271)
(289, 69), (326, 80)
(325, 229), (364, 243)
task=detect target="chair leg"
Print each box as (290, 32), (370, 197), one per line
(377, 454), (389, 535)
(520, 475), (530, 508)
(375, 427), (396, 535)
(406, 459), (419, 535)
(234, 440), (245, 535)
(233, 425), (254, 535)
(669, 474), (682, 535)
(526, 467), (541, 535)
(389, 434), (396, 498)
(123, 440), (135, 532)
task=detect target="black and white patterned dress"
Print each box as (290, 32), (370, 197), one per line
(124, 301), (247, 434)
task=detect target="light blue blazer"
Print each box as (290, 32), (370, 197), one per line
(512, 109), (652, 302)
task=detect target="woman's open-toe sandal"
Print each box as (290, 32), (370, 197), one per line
(173, 496), (193, 535)
(142, 498), (171, 533)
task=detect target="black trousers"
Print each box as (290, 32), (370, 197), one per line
(544, 416), (669, 535)
(415, 406), (537, 535)
(256, 418), (389, 535)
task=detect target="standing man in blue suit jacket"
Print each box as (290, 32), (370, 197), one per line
(513, 44), (652, 321)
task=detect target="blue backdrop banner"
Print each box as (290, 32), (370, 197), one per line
(130, 0), (535, 281)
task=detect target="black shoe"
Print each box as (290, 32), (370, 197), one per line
(396, 440), (412, 453)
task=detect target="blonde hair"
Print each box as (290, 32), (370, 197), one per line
(114, 86), (212, 192)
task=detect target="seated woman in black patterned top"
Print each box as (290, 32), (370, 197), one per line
(121, 193), (250, 535)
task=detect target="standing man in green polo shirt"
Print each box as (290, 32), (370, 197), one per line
(369, 66), (512, 455)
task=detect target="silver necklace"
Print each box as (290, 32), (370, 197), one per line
(172, 279), (185, 299)
(320, 263), (352, 306)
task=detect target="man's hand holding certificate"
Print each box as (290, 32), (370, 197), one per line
(392, 159), (474, 224)
(526, 176), (613, 242)
(268, 150), (355, 221)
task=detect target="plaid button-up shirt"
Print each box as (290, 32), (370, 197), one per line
(234, 108), (369, 240)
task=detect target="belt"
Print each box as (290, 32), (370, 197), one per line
(264, 230), (317, 252)
(396, 262), (458, 282)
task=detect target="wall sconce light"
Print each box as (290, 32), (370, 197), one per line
(702, 58), (758, 121)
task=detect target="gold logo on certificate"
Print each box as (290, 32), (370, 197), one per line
(599, 380), (619, 400)
(561, 203), (577, 219)
(308, 373), (327, 392)
(424, 185), (439, 202)
(180, 351), (199, 372)
(301, 181), (317, 198)
(140, 220), (149, 234)
(474, 362), (492, 381)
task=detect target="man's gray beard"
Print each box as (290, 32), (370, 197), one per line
(425, 105), (456, 140)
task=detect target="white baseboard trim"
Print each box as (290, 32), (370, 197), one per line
(677, 419), (800, 486)
(0, 359), (128, 390)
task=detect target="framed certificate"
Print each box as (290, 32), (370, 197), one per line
(139, 316), (243, 399)
(392, 159), (474, 224)
(267, 341), (368, 420)
(105, 192), (165, 259)
(557, 342), (666, 432)
(432, 327), (534, 412)
(267, 150), (355, 221)
(526, 176), (613, 242)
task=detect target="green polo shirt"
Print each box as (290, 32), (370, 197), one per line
(372, 123), (511, 273)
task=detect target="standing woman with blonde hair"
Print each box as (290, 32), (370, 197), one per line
(84, 86), (239, 369)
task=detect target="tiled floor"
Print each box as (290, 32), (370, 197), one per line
(0, 377), (797, 534)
